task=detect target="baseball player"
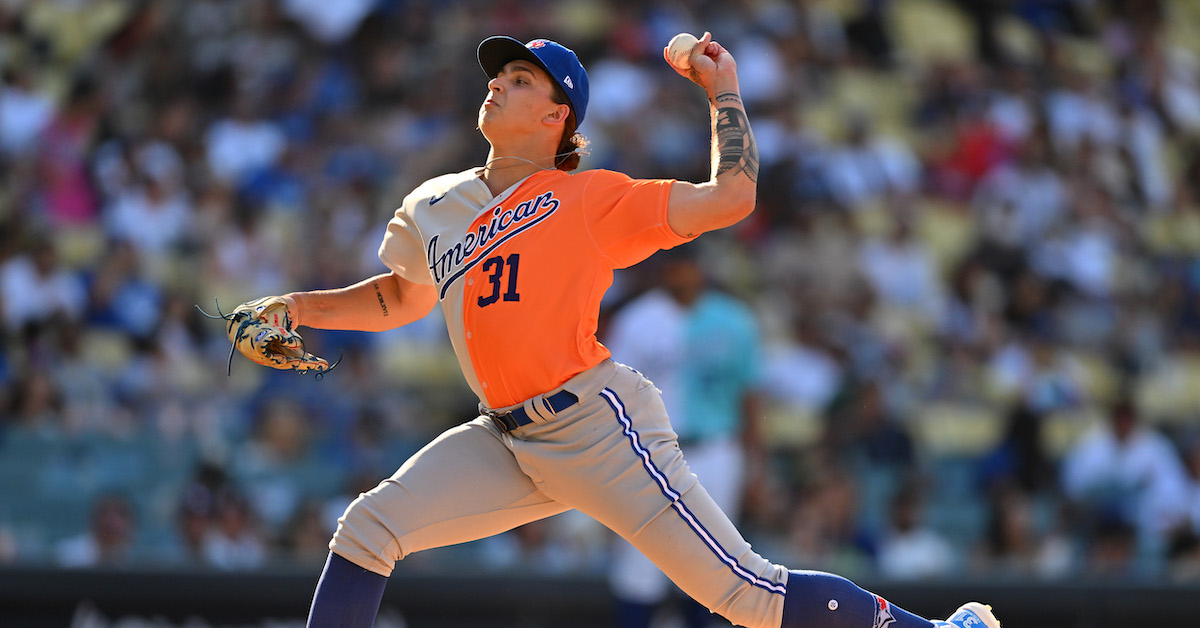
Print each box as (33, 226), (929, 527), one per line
(224, 33), (1001, 628)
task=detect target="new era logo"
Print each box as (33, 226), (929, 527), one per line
(563, 76), (573, 89)
(529, 40), (547, 49)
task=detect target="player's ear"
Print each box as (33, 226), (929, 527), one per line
(544, 103), (570, 125)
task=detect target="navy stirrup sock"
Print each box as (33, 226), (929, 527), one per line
(781, 570), (934, 628)
(306, 552), (389, 628)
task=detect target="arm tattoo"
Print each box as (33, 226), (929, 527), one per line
(373, 281), (389, 316)
(714, 104), (759, 184)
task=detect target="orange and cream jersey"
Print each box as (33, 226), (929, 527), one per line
(379, 168), (692, 408)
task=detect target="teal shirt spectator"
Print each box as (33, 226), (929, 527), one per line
(678, 292), (762, 442)
(606, 286), (762, 444)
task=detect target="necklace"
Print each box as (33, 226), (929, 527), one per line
(483, 154), (557, 171)
(483, 148), (588, 171)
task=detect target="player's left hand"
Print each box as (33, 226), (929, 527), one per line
(223, 296), (333, 375)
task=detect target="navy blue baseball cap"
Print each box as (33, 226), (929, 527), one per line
(478, 36), (589, 126)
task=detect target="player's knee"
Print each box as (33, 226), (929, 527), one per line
(328, 489), (405, 577)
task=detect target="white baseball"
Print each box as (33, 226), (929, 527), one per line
(667, 32), (699, 69)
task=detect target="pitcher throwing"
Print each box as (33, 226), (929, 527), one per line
(222, 32), (1000, 628)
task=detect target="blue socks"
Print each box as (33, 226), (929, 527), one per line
(306, 552), (389, 628)
(303, 556), (934, 628)
(781, 570), (934, 628)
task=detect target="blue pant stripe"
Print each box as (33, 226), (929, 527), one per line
(600, 388), (787, 596)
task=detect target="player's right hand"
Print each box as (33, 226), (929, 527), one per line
(663, 32), (738, 96)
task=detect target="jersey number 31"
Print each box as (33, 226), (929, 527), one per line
(478, 254), (520, 307)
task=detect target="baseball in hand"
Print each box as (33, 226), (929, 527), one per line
(667, 32), (699, 69)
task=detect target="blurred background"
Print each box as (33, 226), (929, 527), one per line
(3, 0), (1200, 626)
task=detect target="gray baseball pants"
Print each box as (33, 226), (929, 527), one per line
(329, 359), (789, 628)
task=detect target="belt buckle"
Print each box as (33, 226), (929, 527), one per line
(485, 408), (518, 433)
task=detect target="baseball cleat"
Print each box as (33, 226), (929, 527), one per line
(935, 602), (1001, 628)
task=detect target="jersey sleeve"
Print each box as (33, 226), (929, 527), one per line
(582, 170), (695, 269)
(378, 198), (434, 286)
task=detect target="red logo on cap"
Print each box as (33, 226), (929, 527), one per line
(528, 40), (547, 48)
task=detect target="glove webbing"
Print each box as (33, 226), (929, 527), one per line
(195, 300), (342, 380)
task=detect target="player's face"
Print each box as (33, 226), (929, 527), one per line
(478, 60), (566, 141)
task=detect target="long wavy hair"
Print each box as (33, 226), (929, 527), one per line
(549, 86), (588, 171)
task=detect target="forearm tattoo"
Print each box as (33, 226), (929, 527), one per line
(713, 92), (759, 184)
(373, 281), (389, 316)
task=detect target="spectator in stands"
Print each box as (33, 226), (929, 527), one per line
(104, 173), (194, 261)
(33, 74), (102, 226)
(876, 480), (955, 579)
(987, 331), (1088, 414)
(281, 499), (337, 567)
(203, 198), (290, 297)
(55, 495), (137, 568)
(857, 213), (945, 325)
(0, 66), (54, 159)
(0, 235), (86, 334)
(281, 0), (378, 46)
(167, 462), (234, 565)
(204, 94), (287, 188)
(974, 483), (1074, 578)
(1045, 67), (1120, 163)
(51, 321), (117, 432)
(780, 467), (875, 577)
(202, 490), (266, 571)
(979, 403), (1055, 496)
(1178, 434), (1200, 543)
(985, 64), (1037, 148)
(85, 239), (163, 340)
(971, 135), (1068, 250)
(926, 96), (1008, 201)
(6, 368), (62, 430)
(1031, 183), (1127, 301)
(1082, 515), (1139, 577)
(1136, 35), (1200, 138)
(1062, 398), (1191, 559)
(232, 399), (333, 532)
(825, 379), (915, 470)
(1167, 529), (1200, 581)
(761, 311), (844, 416)
(92, 137), (186, 207)
(823, 113), (921, 212)
(1166, 433), (1200, 579)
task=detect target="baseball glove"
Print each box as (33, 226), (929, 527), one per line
(201, 296), (336, 377)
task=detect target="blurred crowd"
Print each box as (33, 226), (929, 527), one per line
(4, 0), (1200, 586)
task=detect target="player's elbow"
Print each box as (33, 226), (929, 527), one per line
(408, 282), (440, 317)
(391, 276), (439, 324)
(729, 189), (757, 222)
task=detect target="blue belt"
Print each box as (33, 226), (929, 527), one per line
(490, 389), (578, 433)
